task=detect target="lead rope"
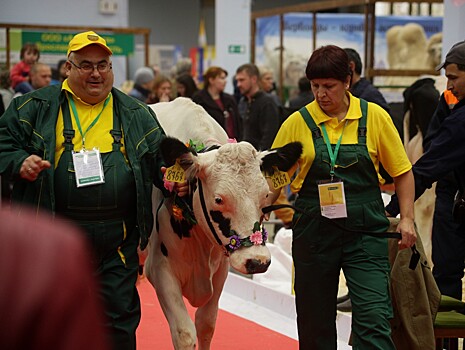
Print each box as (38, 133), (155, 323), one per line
(262, 203), (420, 270)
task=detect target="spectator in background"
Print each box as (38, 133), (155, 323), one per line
(0, 70), (14, 110)
(13, 63), (52, 98)
(51, 59), (68, 85)
(236, 63), (292, 229)
(176, 73), (198, 99)
(236, 63), (280, 151)
(10, 42), (40, 94)
(258, 65), (282, 107)
(192, 66), (241, 139)
(148, 74), (173, 104)
(128, 66), (155, 103)
(0, 209), (110, 350)
(344, 48), (391, 113)
(288, 76), (314, 111)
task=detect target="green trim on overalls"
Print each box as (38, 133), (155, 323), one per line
(54, 96), (140, 350)
(292, 100), (394, 350)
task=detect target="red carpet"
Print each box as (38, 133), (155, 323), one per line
(136, 277), (298, 349)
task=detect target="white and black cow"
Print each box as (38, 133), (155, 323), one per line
(145, 98), (301, 350)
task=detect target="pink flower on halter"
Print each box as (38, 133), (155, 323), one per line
(163, 173), (175, 192)
(227, 138), (237, 144)
(249, 230), (263, 245)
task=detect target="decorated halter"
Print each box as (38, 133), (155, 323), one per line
(197, 180), (268, 255)
(164, 139), (269, 256)
(225, 222), (268, 253)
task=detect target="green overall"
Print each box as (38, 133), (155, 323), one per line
(292, 100), (394, 350)
(54, 97), (140, 350)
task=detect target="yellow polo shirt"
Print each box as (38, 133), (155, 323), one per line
(55, 80), (123, 168)
(272, 92), (411, 193)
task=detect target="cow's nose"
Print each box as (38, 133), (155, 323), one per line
(245, 258), (271, 274)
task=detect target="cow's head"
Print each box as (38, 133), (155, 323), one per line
(160, 137), (302, 274)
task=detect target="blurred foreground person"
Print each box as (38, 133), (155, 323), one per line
(0, 208), (109, 350)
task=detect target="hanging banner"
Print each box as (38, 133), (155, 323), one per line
(20, 31), (134, 56)
(255, 13), (443, 91)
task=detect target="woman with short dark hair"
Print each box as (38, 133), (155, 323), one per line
(270, 45), (416, 349)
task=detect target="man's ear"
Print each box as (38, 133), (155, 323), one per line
(348, 61), (356, 73)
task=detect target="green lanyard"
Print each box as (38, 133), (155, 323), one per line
(68, 94), (111, 150)
(321, 120), (348, 180)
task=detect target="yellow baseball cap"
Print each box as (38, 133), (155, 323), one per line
(67, 31), (113, 56)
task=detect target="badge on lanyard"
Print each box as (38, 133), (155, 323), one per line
(318, 179), (347, 219)
(72, 148), (105, 187)
(68, 94), (110, 188)
(318, 121), (348, 219)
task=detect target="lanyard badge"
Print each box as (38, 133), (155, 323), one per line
(72, 148), (105, 187)
(68, 94), (109, 188)
(318, 121), (348, 219)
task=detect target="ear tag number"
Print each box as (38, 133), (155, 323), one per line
(165, 162), (186, 183)
(270, 169), (290, 190)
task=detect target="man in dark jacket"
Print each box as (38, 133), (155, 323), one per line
(0, 31), (185, 350)
(236, 63), (280, 150)
(386, 41), (465, 260)
(345, 48), (391, 113)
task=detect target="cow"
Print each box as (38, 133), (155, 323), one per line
(145, 97), (302, 350)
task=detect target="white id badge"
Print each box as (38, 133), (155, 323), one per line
(317, 180), (347, 219)
(72, 148), (105, 187)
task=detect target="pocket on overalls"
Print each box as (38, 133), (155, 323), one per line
(359, 202), (389, 257)
(66, 161), (118, 211)
(321, 148), (359, 169)
(292, 204), (321, 243)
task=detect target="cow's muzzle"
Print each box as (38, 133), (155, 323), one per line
(245, 258), (271, 274)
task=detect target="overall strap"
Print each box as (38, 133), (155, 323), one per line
(61, 96), (75, 152)
(110, 106), (123, 151)
(299, 106), (323, 141)
(358, 98), (368, 144)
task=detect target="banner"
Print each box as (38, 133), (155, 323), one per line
(255, 13), (443, 92)
(21, 31), (134, 56)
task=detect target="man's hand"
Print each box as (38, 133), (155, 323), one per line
(161, 166), (188, 197)
(20, 155), (51, 182)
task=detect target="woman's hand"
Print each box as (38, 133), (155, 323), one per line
(396, 217), (417, 250)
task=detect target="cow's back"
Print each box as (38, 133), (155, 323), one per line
(149, 97), (229, 145)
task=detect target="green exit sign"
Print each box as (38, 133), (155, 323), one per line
(228, 45), (245, 54)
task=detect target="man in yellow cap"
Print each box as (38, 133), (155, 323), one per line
(0, 30), (183, 350)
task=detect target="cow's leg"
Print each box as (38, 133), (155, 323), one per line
(194, 260), (229, 350)
(146, 255), (197, 349)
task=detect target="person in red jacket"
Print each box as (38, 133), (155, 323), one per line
(10, 42), (40, 94)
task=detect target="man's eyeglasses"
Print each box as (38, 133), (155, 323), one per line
(68, 60), (112, 73)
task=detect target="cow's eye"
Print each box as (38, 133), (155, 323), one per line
(215, 197), (223, 205)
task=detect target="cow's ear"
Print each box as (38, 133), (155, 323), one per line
(160, 137), (195, 169)
(260, 142), (302, 175)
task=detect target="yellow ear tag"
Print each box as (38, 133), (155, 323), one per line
(165, 162), (186, 183)
(270, 168), (290, 190)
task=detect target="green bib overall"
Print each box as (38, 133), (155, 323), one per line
(55, 98), (140, 350)
(292, 100), (395, 350)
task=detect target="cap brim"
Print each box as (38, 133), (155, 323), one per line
(435, 61), (445, 71)
(67, 43), (113, 57)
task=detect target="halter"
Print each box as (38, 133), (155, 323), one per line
(197, 179), (268, 255)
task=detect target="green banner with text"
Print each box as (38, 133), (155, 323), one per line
(21, 31), (134, 56)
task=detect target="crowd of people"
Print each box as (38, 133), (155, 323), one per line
(1, 29), (465, 350)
